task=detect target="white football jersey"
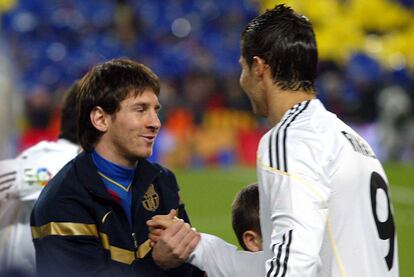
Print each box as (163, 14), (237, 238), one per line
(0, 139), (79, 274)
(189, 99), (399, 277)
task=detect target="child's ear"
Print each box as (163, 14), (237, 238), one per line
(242, 230), (262, 252)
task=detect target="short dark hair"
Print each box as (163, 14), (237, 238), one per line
(232, 183), (261, 250)
(58, 82), (79, 144)
(77, 58), (160, 152)
(241, 4), (317, 92)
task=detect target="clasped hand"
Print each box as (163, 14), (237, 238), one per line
(146, 210), (200, 269)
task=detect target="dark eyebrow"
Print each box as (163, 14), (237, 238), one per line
(131, 102), (162, 110)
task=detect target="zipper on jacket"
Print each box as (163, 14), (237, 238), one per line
(130, 181), (140, 261)
(131, 182), (138, 261)
(131, 232), (138, 260)
(132, 232), (138, 249)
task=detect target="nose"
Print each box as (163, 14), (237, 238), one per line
(147, 110), (161, 131)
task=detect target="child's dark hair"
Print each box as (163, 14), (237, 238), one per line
(232, 183), (261, 250)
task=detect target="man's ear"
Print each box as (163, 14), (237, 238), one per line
(252, 56), (269, 79)
(90, 106), (109, 132)
(242, 230), (263, 252)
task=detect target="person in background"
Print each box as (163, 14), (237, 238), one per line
(0, 82), (80, 276)
(18, 86), (57, 153)
(377, 83), (413, 161)
(30, 58), (203, 276)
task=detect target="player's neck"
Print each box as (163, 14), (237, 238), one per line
(266, 88), (315, 126)
(94, 143), (137, 168)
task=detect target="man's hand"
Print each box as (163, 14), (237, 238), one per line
(147, 209), (178, 244)
(147, 210), (200, 269)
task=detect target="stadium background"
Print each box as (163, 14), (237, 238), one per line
(0, 0), (413, 275)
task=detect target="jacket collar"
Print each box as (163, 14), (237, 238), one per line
(74, 152), (162, 201)
(133, 158), (163, 195)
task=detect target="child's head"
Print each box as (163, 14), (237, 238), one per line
(231, 183), (262, 252)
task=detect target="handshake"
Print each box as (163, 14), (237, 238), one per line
(146, 210), (200, 269)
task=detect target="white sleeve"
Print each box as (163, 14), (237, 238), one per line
(260, 139), (330, 276)
(0, 157), (48, 202)
(187, 233), (265, 277)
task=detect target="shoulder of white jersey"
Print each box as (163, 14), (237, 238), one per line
(13, 139), (79, 201)
(261, 100), (314, 172)
(17, 139), (79, 160)
(310, 104), (378, 161)
(17, 140), (51, 159)
(259, 99), (350, 173)
(336, 122), (378, 160)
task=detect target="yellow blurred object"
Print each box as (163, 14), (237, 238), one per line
(193, 127), (236, 160)
(162, 108), (257, 167)
(203, 109), (256, 131)
(348, 0), (410, 31)
(261, 0), (414, 69)
(316, 15), (365, 63)
(0, 0), (16, 13)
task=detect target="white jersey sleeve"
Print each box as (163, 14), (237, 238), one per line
(16, 139), (80, 200)
(188, 233), (265, 277)
(257, 103), (330, 276)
